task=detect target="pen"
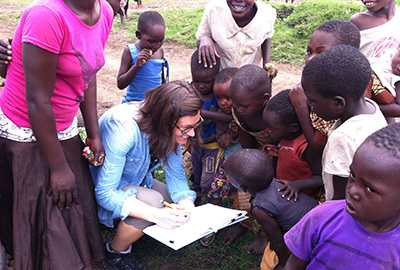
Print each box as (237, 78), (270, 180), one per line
(163, 201), (189, 218)
(163, 201), (176, 209)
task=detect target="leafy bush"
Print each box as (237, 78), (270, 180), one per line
(272, 21), (306, 64)
(271, 3), (295, 20)
(286, 0), (363, 39)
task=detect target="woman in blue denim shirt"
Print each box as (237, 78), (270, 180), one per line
(91, 81), (202, 270)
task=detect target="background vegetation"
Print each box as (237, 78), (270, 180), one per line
(115, 0), (366, 64)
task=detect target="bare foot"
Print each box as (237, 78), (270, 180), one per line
(222, 224), (248, 244)
(245, 236), (268, 255)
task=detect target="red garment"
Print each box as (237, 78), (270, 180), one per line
(276, 134), (312, 181)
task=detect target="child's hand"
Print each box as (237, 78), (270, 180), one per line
(0, 38), (12, 65)
(289, 84), (308, 109)
(263, 144), (279, 157)
(277, 180), (299, 202)
(198, 36), (220, 68)
(264, 63), (278, 80)
(391, 49), (400, 76)
(84, 137), (105, 166)
(136, 48), (153, 67)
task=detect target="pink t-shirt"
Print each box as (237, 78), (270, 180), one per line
(0, 0), (113, 131)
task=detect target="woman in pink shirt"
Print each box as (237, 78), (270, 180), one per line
(0, 0), (113, 269)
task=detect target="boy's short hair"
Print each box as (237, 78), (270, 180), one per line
(224, 149), (274, 192)
(265, 89), (299, 126)
(138, 11), (165, 33)
(302, 45), (371, 100)
(317, 20), (360, 49)
(231, 64), (271, 97)
(190, 50), (220, 80)
(368, 123), (400, 160)
(214, 67), (239, 85)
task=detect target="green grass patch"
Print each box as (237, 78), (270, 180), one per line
(161, 8), (203, 48)
(101, 226), (260, 270)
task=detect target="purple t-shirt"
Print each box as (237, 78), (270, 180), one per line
(284, 200), (400, 270)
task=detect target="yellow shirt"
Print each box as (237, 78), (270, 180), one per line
(196, 0), (276, 69)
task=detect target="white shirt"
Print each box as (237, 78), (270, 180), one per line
(360, 8), (400, 96)
(322, 99), (387, 200)
(196, 0), (276, 69)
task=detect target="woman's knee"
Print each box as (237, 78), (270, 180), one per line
(136, 188), (164, 208)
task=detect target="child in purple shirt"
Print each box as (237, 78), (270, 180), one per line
(284, 123), (400, 270)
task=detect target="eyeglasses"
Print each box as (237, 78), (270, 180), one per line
(175, 116), (204, 137)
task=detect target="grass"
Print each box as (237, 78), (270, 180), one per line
(131, 230), (260, 270)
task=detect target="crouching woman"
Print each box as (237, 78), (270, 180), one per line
(91, 81), (201, 270)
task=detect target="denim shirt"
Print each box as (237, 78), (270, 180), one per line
(91, 103), (196, 228)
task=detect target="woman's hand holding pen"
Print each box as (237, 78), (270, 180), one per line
(151, 201), (191, 229)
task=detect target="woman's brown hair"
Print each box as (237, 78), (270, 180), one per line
(138, 81), (202, 159)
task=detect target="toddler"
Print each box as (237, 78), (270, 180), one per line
(230, 64), (272, 149)
(284, 123), (400, 269)
(263, 90), (322, 201)
(223, 149), (318, 269)
(117, 11), (168, 102)
(206, 67), (241, 200)
(302, 45), (387, 200)
(189, 49), (220, 193)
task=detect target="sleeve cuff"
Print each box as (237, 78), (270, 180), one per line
(171, 190), (197, 204)
(120, 193), (137, 220)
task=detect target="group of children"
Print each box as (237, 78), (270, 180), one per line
(119, 0), (400, 267)
(2, 0), (399, 268)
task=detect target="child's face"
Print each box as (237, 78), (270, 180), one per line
(213, 81), (233, 114)
(137, 24), (165, 53)
(361, 0), (393, 12)
(346, 141), (400, 231)
(302, 78), (344, 121)
(226, 0), (256, 20)
(306, 30), (338, 64)
(263, 110), (296, 144)
(191, 75), (214, 96)
(231, 88), (269, 117)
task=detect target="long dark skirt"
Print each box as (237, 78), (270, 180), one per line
(0, 136), (104, 270)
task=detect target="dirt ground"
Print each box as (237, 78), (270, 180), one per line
(0, 0), (302, 115)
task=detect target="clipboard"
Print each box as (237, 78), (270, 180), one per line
(143, 203), (248, 250)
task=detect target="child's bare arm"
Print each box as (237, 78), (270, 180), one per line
(0, 39), (12, 79)
(332, 175), (347, 200)
(289, 86), (316, 146)
(261, 38), (272, 66)
(284, 254), (307, 270)
(201, 109), (232, 123)
(117, 46), (151, 89)
(253, 207), (290, 268)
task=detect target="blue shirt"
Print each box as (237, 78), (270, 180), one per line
(91, 102), (196, 228)
(199, 95), (218, 143)
(122, 44), (169, 102)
